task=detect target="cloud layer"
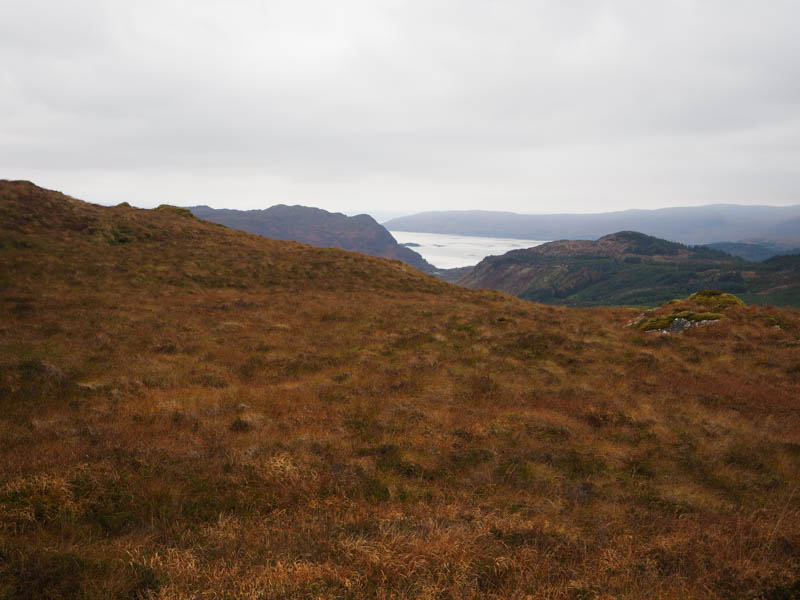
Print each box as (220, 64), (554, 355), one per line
(2, 0), (799, 214)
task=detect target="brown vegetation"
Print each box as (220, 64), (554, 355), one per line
(1, 181), (799, 599)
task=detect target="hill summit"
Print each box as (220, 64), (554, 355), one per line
(509, 231), (720, 259)
(459, 231), (800, 307)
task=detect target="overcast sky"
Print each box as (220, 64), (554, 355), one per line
(2, 1), (800, 216)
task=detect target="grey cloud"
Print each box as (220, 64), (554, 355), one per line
(1, 0), (799, 212)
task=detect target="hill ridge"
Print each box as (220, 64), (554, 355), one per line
(459, 230), (800, 306)
(0, 180), (447, 295)
(189, 203), (435, 273)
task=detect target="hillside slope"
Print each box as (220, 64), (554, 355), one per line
(2, 181), (800, 599)
(459, 231), (800, 307)
(190, 204), (435, 272)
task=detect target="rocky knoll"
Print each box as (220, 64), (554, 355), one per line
(459, 231), (800, 306)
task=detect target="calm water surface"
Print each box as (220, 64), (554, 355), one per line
(390, 230), (547, 269)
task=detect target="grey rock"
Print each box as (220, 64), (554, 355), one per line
(76, 381), (104, 392)
(694, 319), (721, 328)
(668, 318), (693, 334)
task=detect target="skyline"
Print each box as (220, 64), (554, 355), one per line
(3, 1), (800, 214)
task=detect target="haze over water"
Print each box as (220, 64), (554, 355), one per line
(390, 231), (547, 269)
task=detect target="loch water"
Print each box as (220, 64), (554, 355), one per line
(389, 230), (547, 269)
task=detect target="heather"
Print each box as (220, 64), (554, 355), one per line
(1, 181), (799, 599)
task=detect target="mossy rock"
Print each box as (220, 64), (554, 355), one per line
(155, 205), (194, 218)
(688, 290), (745, 309)
(673, 310), (725, 322)
(635, 311), (724, 331)
(636, 316), (674, 331)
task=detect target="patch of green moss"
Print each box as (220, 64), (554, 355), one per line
(688, 289), (745, 309)
(107, 226), (133, 245)
(155, 205), (194, 218)
(636, 316), (674, 331)
(756, 314), (787, 329)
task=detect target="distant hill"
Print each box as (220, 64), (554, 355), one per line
(764, 215), (800, 238)
(191, 204), (435, 273)
(385, 205), (800, 246)
(459, 231), (800, 306)
(762, 253), (800, 271)
(703, 241), (800, 262)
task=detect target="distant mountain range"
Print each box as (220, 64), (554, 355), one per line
(384, 205), (800, 248)
(458, 231), (800, 307)
(190, 205), (435, 273)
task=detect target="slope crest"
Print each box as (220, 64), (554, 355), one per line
(0, 180), (447, 295)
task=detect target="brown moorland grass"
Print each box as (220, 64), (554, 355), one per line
(1, 180), (799, 599)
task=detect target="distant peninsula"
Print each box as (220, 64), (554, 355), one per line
(190, 204), (435, 273)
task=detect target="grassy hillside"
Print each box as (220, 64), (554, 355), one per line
(459, 232), (800, 307)
(2, 182), (800, 599)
